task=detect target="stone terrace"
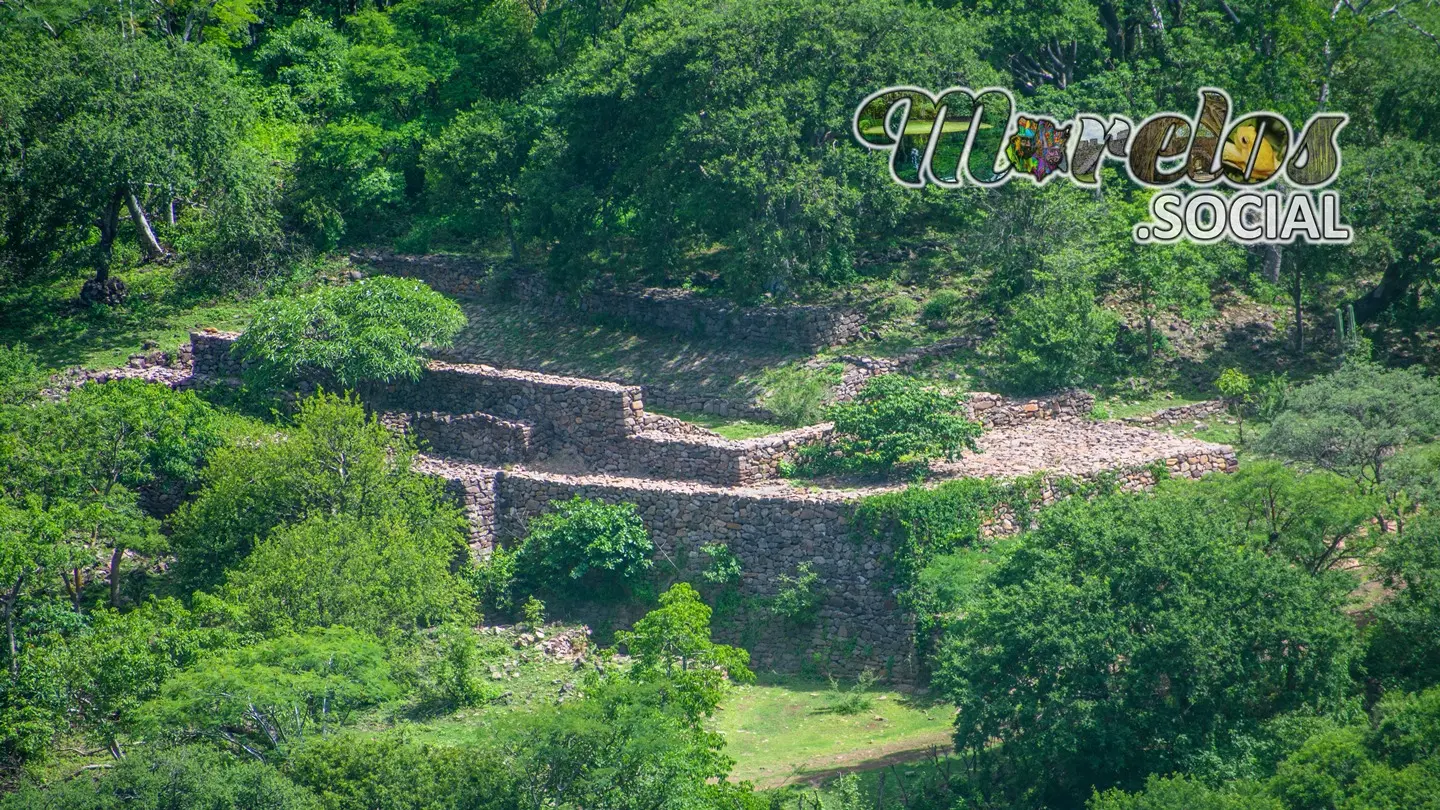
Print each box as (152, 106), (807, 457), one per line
(149, 331), (1237, 677)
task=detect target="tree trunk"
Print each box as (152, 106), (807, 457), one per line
(1349, 260), (1416, 324)
(3, 573), (23, 678)
(108, 545), (124, 608)
(93, 189), (124, 283)
(1291, 253), (1304, 354)
(125, 190), (166, 260)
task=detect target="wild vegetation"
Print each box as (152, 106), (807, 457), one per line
(4, 0), (1440, 807)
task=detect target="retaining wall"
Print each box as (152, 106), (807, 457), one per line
(420, 460), (912, 679)
(351, 251), (866, 349)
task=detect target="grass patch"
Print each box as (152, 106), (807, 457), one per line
(649, 408), (792, 440)
(364, 626), (587, 745)
(1093, 393), (1214, 420)
(710, 675), (954, 789)
(0, 264), (263, 371)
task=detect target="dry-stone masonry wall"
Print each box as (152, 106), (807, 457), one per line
(417, 459), (912, 679)
(191, 333), (827, 486)
(351, 250), (866, 349)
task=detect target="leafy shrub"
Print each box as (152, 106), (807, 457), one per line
(1257, 361), (1440, 485)
(618, 583), (753, 719)
(699, 543), (742, 586)
(516, 497), (653, 600)
(768, 562), (824, 625)
(0, 745), (319, 810)
(236, 275), (466, 389)
(521, 596), (546, 629)
(222, 511), (472, 636)
(134, 627), (401, 758)
(463, 546), (517, 618)
(172, 391), (461, 589)
(804, 374), (981, 476)
(760, 364), (842, 426)
(0, 344), (43, 404)
(419, 624), (495, 709)
(823, 669), (878, 715)
(921, 289), (966, 324)
(869, 293), (919, 323)
(994, 283), (1118, 394)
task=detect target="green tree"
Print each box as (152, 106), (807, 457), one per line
(935, 491), (1356, 804)
(1258, 362), (1440, 491)
(222, 511), (471, 636)
(514, 497), (653, 600)
(522, 0), (996, 295)
(0, 744), (317, 810)
(812, 375), (982, 476)
(1217, 367), (1254, 443)
(499, 678), (736, 810)
(0, 27), (266, 300)
(235, 276), (466, 389)
(3, 380), (219, 607)
(287, 731), (517, 810)
(617, 582), (753, 720)
(134, 627), (401, 761)
(172, 391), (462, 589)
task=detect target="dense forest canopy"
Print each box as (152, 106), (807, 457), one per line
(1, 0), (1437, 320)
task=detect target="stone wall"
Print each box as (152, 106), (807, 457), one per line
(968, 389), (1095, 427)
(396, 410), (537, 465)
(982, 450), (1239, 535)
(190, 330), (246, 379)
(617, 424), (833, 486)
(356, 363), (643, 457)
(351, 250), (866, 350)
(1122, 399), (1228, 426)
(419, 459), (913, 679)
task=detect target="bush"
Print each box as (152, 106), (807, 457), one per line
(133, 627), (401, 759)
(805, 374), (981, 476)
(994, 283), (1118, 394)
(172, 391), (463, 589)
(515, 497), (654, 600)
(921, 289), (966, 324)
(768, 562), (824, 625)
(0, 344), (43, 404)
(823, 669), (878, 715)
(235, 275), (466, 389)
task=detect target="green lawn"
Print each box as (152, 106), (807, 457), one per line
(711, 676), (955, 789)
(0, 264), (263, 370)
(648, 408), (793, 440)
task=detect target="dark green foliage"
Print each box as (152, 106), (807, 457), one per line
(1094, 685), (1440, 810)
(1367, 515), (1440, 691)
(287, 732), (517, 810)
(805, 375), (981, 476)
(171, 391), (463, 590)
(514, 497), (654, 600)
(935, 491), (1357, 805)
(0, 745), (319, 810)
(850, 478), (999, 590)
(995, 277), (1119, 394)
(522, 0), (994, 295)
(221, 511), (472, 636)
(235, 276), (466, 389)
(498, 678), (736, 810)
